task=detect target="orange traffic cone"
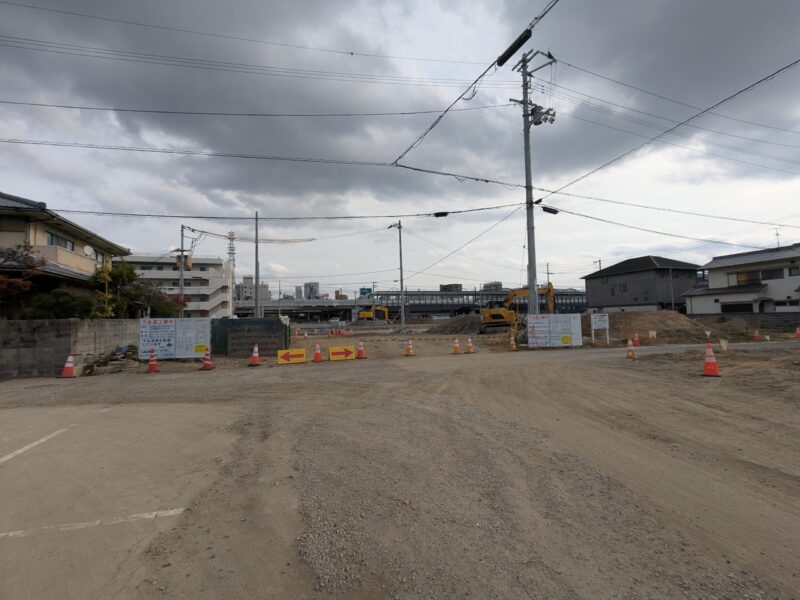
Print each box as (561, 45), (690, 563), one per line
(313, 343), (324, 363)
(508, 334), (517, 352)
(795, 326), (800, 340)
(452, 338), (461, 354)
(753, 328), (761, 342)
(356, 339), (366, 359)
(248, 343), (261, 367)
(703, 343), (721, 377)
(59, 353), (76, 378)
(626, 338), (637, 360)
(632, 332), (640, 347)
(199, 347), (214, 370)
(304, 331), (308, 340)
(146, 348), (159, 373)
(404, 339), (416, 357)
(465, 337), (475, 354)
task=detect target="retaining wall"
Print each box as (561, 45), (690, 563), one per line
(0, 319), (138, 380)
(227, 318), (289, 358)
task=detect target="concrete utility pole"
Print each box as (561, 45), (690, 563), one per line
(512, 50), (555, 317)
(179, 224), (185, 318)
(254, 211), (259, 319)
(388, 220), (405, 327)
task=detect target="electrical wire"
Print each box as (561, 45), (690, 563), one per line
(0, 0), (487, 66)
(538, 56), (800, 202)
(560, 59), (800, 135)
(0, 34), (520, 89)
(0, 98), (515, 118)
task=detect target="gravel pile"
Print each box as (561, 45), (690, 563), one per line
(426, 314), (482, 335)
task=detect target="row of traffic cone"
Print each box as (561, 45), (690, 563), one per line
(626, 337), (721, 377)
(450, 338), (475, 354)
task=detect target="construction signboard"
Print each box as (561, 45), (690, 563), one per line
(277, 348), (307, 365)
(328, 345), (356, 361)
(527, 314), (583, 348)
(138, 318), (211, 360)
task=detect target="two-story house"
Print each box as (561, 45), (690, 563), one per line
(582, 256), (700, 312)
(685, 243), (800, 314)
(0, 191), (130, 315)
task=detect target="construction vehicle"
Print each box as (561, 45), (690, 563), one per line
(479, 284), (555, 333)
(357, 305), (390, 321)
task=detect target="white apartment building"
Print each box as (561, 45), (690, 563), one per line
(685, 243), (800, 314)
(236, 275), (269, 301)
(117, 254), (232, 318)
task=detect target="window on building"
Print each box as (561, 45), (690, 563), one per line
(721, 302), (753, 313)
(620, 283), (628, 292)
(789, 266), (799, 276)
(610, 287), (615, 296)
(760, 268), (784, 280)
(696, 270), (708, 283)
(95, 251), (105, 267)
(156, 266), (164, 271)
(45, 231), (75, 251)
(199, 266), (207, 272)
(732, 270), (761, 286)
(601, 276), (608, 283)
(140, 266), (153, 270)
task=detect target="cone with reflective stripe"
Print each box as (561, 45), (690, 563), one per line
(465, 337), (475, 354)
(248, 343), (261, 367)
(452, 338), (461, 354)
(146, 348), (159, 373)
(59, 353), (76, 378)
(356, 339), (366, 359)
(794, 326), (800, 339)
(626, 338), (637, 360)
(632, 332), (640, 347)
(404, 339), (416, 357)
(313, 343), (324, 363)
(199, 347), (214, 370)
(304, 331), (308, 339)
(753, 328), (761, 342)
(703, 343), (720, 377)
(508, 334), (517, 352)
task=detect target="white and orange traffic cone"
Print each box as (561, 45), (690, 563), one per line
(465, 337), (475, 354)
(146, 348), (159, 373)
(304, 331), (308, 340)
(632, 332), (640, 347)
(508, 334), (517, 352)
(356, 339), (366, 359)
(404, 339), (416, 357)
(248, 343), (261, 367)
(703, 343), (721, 377)
(626, 338), (637, 360)
(753, 328), (761, 342)
(452, 338), (461, 354)
(312, 343), (324, 363)
(59, 353), (76, 378)
(199, 347), (214, 370)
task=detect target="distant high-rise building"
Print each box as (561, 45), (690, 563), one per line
(335, 289), (348, 300)
(295, 285), (303, 300)
(303, 281), (320, 299)
(236, 275), (269, 301)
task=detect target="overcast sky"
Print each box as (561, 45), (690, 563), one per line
(1, 0), (799, 295)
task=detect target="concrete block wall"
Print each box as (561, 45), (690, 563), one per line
(227, 318), (288, 358)
(0, 319), (139, 380)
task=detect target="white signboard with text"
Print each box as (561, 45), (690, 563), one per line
(590, 312), (610, 344)
(527, 314), (583, 348)
(139, 318), (210, 360)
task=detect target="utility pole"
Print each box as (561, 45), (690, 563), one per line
(594, 259), (602, 272)
(511, 50), (555, 318)
(179, 224), (185, 318)
(546, 262), (550, 283)
(388, 221), (405, 327)
(254, 211), (259, 319)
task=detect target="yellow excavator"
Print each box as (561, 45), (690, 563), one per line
(357, 305), (390, 321)
(479, 284), (555, 333)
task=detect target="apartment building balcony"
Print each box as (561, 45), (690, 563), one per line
(31, 245), (98, 277)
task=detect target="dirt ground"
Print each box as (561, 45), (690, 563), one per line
(1, 340), (798, 599)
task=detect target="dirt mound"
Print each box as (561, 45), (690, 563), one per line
(426, 314), (481, 335)
(581, 311), (730, 345)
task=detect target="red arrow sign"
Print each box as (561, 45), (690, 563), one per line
(280, 351), (304, 361)
(331, 347), (353, 358)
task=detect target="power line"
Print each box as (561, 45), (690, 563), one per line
(391, 0), (561, 163)
(560, 59), (800, 135)
(0, 34), (520, 89)
(0, 98), (514, 118)
(541, 204), (766, 249)
(0, 0), (486, 66)
(538, 56), (800, 202)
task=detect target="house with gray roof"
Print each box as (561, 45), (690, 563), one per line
(684, 243), (800, 314)
(582, 256), (700, 312)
